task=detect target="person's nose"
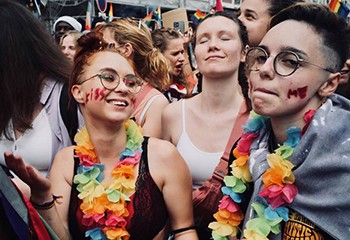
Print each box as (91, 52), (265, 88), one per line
(257, 56), (275, 80)
(208, 38), (219, 51)
(179, 52), (185, 62)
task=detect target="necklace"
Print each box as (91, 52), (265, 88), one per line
(209, 110), (315, 239)
(73, 119), (144, 240)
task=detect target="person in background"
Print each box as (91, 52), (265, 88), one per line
(162, 11), (250, 238)
(59, 30), (83, 61)
(0, 0), (72, 195)
(53, 15), (82, 44)
(5, 32), (198, 240)
(336, 58), (350, 99)
(96, 19), (170, 138)
(238, 0), (304, 47)
(152, 28), (198, 102)
(210, 3), (350, 239)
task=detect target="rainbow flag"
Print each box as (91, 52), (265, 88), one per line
(329, 0), (341, 12)
(108, 2), (113, 22)
(154, 5), (162, 29)
(329, 0), (349, 18)
(338, 2), (350, 18)
(85, 0), (92, 30)
(142, 11), (153, 28)
(191, 9), (206, 26)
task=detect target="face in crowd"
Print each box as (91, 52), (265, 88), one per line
(247, 19), (339, 119)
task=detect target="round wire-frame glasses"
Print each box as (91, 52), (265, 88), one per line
(246, 47), (335, 77)
(79, 70), (143, 94)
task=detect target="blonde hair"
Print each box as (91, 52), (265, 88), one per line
(98, 19), (171, 91)
(59, 30), (83, 48)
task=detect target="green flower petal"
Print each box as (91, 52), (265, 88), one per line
(212, 231), (228, 240)
(246, 218), (271, 237)
(251, 202), (265, 218)
(275, 145), (293, 159)
(107, 190), (121, 203)
(232, 179), (247, 193)
(73, 173), (90, 184)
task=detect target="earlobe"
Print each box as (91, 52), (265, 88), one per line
(318, 72), (340, 97)
(71, 85), (85, 104)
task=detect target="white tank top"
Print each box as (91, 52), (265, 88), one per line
(176, 100), (223, 189)
(0, 109), (52, 176)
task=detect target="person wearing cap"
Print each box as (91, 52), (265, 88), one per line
(53, 16), (82, 44)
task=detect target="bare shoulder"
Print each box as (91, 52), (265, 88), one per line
(50, 146), (75, 183)
(53, 146), (75, 164)
(146, 137), (190, 189)
(147, 138), (188, 169)
(162, 99), (183, 119)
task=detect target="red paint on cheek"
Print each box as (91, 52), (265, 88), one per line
(287, 86), (308, 99)
(94, 88), (100, 100)
(85, 88), (93, 103)
(287, 89), (298, 99)
(298, 86), (308, 99)
(99, 88), (106, 101)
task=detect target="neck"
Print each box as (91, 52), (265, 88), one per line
(86, 122), (127, 161)
(199, 74), (244, 113)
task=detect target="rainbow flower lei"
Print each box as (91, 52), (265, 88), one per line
(73, 119), (144, 240)
(209, 110), (315, 240)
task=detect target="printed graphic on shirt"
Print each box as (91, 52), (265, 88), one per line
(283, 210), (324, 240)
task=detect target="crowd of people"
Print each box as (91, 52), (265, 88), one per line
(1, 0), (350, 239)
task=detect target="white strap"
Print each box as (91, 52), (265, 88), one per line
(138, 94), (162, 125)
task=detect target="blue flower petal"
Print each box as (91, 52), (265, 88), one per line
(243, 115), (268, 133)
(221, 186), (232, 196)
(77, 165), (94, 174)
(85, 228), (107, 240)
(264, 206), (280, 221)
(284, 127), (301, 148)
(120, 148), (134, 159)
(275, 206), (289, 221)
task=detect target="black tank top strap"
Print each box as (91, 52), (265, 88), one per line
(68, 149), (86, 239)
(141, 136), (149, 171)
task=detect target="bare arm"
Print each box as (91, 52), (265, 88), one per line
(148, 139), (198, 240)
(161, 101), (182, 145)
(4, 148), (74, 240)
(141, 94), (169, 138)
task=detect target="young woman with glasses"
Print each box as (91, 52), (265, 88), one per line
(210, 3), (350, 240)
(5, 32), (198, 240)
(95, 19), (170, 139)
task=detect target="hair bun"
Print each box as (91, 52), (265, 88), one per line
(78, 31), (107, 52)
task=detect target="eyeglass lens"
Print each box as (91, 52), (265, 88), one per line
(99, 71), (142, 93)
(247, 48), (300, 76)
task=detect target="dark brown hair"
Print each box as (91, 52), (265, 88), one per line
(0, 0), (71, 139)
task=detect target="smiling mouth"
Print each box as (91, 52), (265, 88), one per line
(106, 100), (128, 107)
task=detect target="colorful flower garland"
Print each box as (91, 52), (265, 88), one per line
(73, 119), (144, 240)
(209, 110), (315, 240)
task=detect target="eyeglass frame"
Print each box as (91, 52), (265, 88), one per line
(78, 70), (143, 94)
(246, 47), (335, 77)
